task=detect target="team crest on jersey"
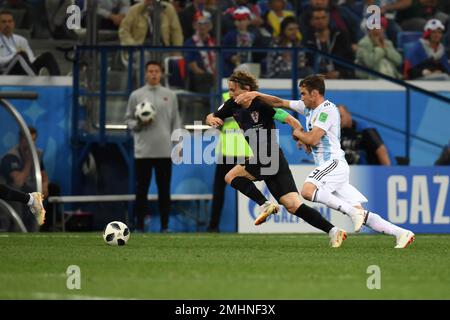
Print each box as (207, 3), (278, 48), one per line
(250, 111), (259, 123)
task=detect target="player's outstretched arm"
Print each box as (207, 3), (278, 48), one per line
(293, 126), (325, 146)
(235, 91), (290, 109)
(284, 113), (303, 131)
(205, 113), (224, 128)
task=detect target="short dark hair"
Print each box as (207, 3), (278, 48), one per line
(229, 70), (259, 91)
(19, 126), (37, 140)
(280, 16), (298, 34)
(145, 60), (163, 71)
(299, 74), (326, 95)
(0, 10), (14, 17)
(311, 7), (329, 16)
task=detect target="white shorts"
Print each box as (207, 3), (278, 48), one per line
(305, 159), (368, 206)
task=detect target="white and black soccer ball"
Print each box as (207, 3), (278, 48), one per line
(103, 221), (130, 246)
(135, 101), (156, 123)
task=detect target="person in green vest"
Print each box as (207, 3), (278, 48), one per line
(207, 92), (252, 232)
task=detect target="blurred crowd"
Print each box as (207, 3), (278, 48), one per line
(0, 0), (449, 80)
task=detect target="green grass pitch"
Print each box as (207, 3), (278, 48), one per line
(1, 233), (449, 300)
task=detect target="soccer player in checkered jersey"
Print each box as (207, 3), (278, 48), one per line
(206, 70), (348, 248)
(236, 74), (415, 248)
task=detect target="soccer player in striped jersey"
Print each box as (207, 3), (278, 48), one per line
(206, 70), (347, 247)
(235, 74), (414, 248)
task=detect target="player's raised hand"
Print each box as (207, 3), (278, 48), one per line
(235, 91), (260, 107)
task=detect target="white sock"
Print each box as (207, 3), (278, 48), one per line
(365, 212), (406, 238)
(314, 188), (360, 217)
(27, 193), (34, 206)
(328, 226), (338, 236)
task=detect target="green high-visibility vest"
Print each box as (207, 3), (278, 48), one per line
(218, 92), (253, 157)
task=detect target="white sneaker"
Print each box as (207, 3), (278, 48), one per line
(350, 209), (366, 233)
(329, 228), (347, 248)
(395, 230), (415, 248)
(254, 201), (279, 225)
(29, 192), (46, 226)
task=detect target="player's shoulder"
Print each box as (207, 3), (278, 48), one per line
(251, 96), (272, 110)
(224, 98), (238, 108)
(321, 100), (337, 110)
(320, 100), (339, 115)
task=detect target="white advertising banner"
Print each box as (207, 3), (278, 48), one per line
(238, 165), (354, 233)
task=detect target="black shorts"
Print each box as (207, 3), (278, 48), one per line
(243, 149), (298, 202)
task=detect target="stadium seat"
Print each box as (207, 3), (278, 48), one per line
(164, 56), (186, 90)
(397, 31), (422, 53)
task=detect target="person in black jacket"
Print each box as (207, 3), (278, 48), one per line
(303, 7), (354, 79)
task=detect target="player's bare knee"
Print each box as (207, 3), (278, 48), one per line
(301, 183), (316, 201)
(280, 193), (301, 214)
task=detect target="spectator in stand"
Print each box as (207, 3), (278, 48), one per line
(119, 0), (183, 47)
(393, 0), (448, 32)
(172, 0), (187, 14)
(222, 6), (262, 76)
(262, 0), (298, 38)
(303, 7), (355, 79)
(0, 10), (61, 75)
(184, 10), (216, 93)
(344, 0), (402, 47)
(179, 0), (217, 40)
(45, 0), (75, 39)
(355, 16), (403, 79)
(96, 0), (130, 30)
(299, 0), (363, 51)
(404, 18), (450, 80)
(222, 0), (265, 36)
(266, 16), (313, 78)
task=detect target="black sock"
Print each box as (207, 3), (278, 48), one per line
(230, 177), (267, 206)
(0, 184), (30, 204)
(294, 204), (334, 233)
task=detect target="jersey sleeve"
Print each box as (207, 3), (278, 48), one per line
(213, 99), (234, 120)
(313, 106), (336, 132)
(289, 100), (306, 115)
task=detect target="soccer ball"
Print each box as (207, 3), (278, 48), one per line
(103, 221), (130, 246)
(135, 101), (156, 122)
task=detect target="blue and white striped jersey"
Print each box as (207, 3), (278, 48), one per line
(290, 99), (346, 165)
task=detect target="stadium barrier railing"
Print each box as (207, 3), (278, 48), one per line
(48, 194), (213, 232)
